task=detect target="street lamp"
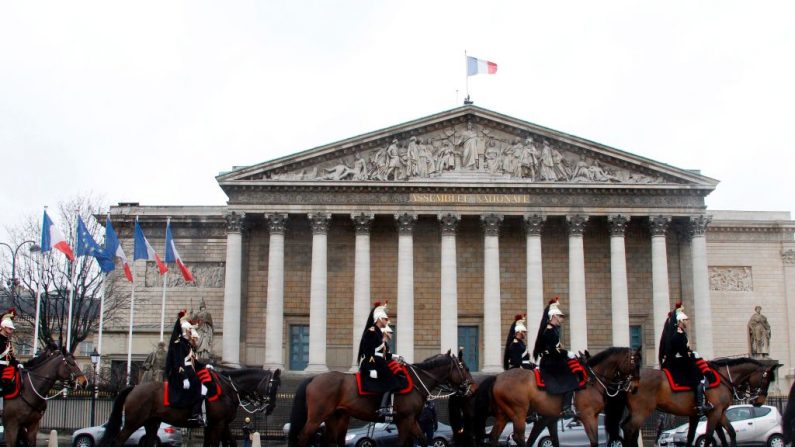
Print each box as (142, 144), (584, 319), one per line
(90, 348), (100, 426)
(0, 240), (41, 299)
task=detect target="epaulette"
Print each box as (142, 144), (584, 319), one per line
(513, 339), (519, 343)
(368, 326), (375, 332)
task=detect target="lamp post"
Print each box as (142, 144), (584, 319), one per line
(0, 240), (40, 298)
(90, 348), (100, 426)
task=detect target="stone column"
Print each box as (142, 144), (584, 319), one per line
(222, 212), (245, 365)
(689, 215), (714, 358)
(781, 250), (795, 377)
(439, 213), (460, 353)
(350, 213), (373, 371)
(263, 214), (287, 370)
(482, 213), (504, 373)
(567, 215), (589, 352)
(608, 215), (630, 346)
(305, 213), (330, 372)
(650, 216), (671, 366)
(525, 214), (546, 352)
(396, 213), (417, 362)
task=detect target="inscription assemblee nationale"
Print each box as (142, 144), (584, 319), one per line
(409, 193), (531, 204)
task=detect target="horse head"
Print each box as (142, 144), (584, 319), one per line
(262, 368), (281, 415)
(58, 347), (88, 389)
(586, 347), (639, 393)
(712, 358), (782, 406)
(748, 362), (782, 406)
(455, 348), (476, 397)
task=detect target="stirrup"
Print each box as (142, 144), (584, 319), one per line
(187, 414), (206, 427)
(561, 408), (577, 420)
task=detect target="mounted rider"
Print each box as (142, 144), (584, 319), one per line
(659, 302), (714, 416)
(357, 301), (403, 420)
(533, 297), (578, 419)
(504, 314), (532, 370)
(165, 310), (207, 426)
(0, 309), (19, 395)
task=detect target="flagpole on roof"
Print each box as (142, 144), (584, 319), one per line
(126, 216), (138, 386)
(159, 217), (171, 342)
(464, 50), (470, 104)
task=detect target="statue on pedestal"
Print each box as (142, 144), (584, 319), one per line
(748, 306), (771, 358)
(193, 299), (215, 362)
(140, 341), (167, 383)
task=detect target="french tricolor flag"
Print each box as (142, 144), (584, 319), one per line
(133, 219), (168, 275)
(467, 55), (498, 76)
(105, 216), (133, 282)
(41, 210), (75, 261)
(165, 220), (194, 283)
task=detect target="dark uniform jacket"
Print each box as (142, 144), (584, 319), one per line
(506, 338), (532, 369)
(165, 322), (203, 408)
(0, 333), (18, 387)
(358, 325), (400, 393)
(661, 329), (703, 387)
(536, 324), (582, 394)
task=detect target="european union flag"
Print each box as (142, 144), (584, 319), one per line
(76, 216), (115, 273)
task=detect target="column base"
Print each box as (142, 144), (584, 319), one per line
(481, 365), (504, 374)
(262, 362), (285, 371)
(304, 363), (330, 373)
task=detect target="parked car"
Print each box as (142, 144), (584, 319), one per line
(489, 414), (622, 447)
(657, 423), (688, 447)
(283, 422), (454, 447)
(672, 405), (783, 447)
(72, 423), (182, 447)
(0, 421), (5, 446)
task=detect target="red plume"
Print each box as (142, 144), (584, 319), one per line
(549, 296), (559, 305)
(675, 301), (683, 309)
(7, 308), (16, 317)
(374, 301), (381, 307)
(514, 314), (523, 321)
(178, 309), (186, 318)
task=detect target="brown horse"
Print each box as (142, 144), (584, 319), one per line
(288, 351), (475, 447)
(489, 347), (640, 447)
(98, 368), (281, 447)
(620, 358), (780, 447)
(2, 345), (88, 447)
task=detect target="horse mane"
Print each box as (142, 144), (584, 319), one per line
(710, 357), (763, 367)
(587, 347), (630, 367)
(415, 353), (452, 370)
(222, 368), (271, 378)
(23, 344), (60, 369)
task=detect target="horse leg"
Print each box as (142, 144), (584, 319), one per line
(622, 411), (646, 447)
(719, 412), (737, 447)
(686, 416), (699, 447)
(139, 420), (160, 447)
(331, 415), (351, 447)
(489, 413), (508, 447)
(702, 412), (723, 447)
(396, 416), (421, 447)
(511, 417), (527, 447)
(525, 416), (548, 447)
(25, 421), (40, 447)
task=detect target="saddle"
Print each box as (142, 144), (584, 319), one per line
(534, 358), (587, 393)
(355, 362), (413, 396)
(163, 369), (222, 407)
(1, 369), (21, 399)
(663, 361), (721, 392)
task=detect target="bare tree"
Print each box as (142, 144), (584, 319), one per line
(0, 194), (130, 354)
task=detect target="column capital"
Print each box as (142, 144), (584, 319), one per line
(566, 214), (589, 236)
(649, 215), (671, 237)
(524, 214), (546, 236)
(395, 213), (417, 234)
(687, 215), (712, 238)
(224, 212), (246, 233)
(608, 214), (630, 237)
(783, 249), (795, 265)
(351, 213), (374, 235)
(438, 213), (461, 235)
(481, 213), (504, 237)
(309, 213), (331, 235)
(265, 213), (288, 235)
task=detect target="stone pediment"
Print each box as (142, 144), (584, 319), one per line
(217, 106), (718, 189)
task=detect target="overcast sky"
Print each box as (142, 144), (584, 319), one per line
(2, 1), (793, 242)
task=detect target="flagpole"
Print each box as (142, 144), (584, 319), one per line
(32, 250), (46, 354)
(126, 217), (138, 386)
(464, 50), (470, 103)
(97, 272), (106, 359)
(159, 217), (170, 342)
(65, 218), (78, 352)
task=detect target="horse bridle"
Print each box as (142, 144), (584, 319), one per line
(405, 355), (473, 400)
(226, 370), (277, 414)
(720, 364), (772, 402)
(585, 350), (637, 397)
(19, 351), (82, 410)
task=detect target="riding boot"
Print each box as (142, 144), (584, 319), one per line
(695, 381), (713, 416)
(560, 390), (576, 419)
(376, 392), (394, 422)
(187, 400), (206, 427)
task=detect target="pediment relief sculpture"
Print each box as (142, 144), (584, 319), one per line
(266, 123), (666, 184)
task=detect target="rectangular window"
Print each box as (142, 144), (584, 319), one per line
(79, 341), (95, 357)
(17, 338), (32, 356)
(630, 325), (642, 351)
(458, 326), (479, 372)
(289, 324), (310, 371)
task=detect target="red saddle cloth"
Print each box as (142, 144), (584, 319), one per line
(2, 369), (21, 399)
(355, 363), (414, 396)
(533, 358), (588, 391)
(163, 370), (222, 407)
(663, 359), (721, 391)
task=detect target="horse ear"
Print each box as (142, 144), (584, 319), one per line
(273, 368), (281, 378)
(446, 349), (451, 356)
(458, 347), (464, 359)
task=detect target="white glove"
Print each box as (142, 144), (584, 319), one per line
(567, 351), (576, 359)
(183, 379), (190, 390)
(205, 364), (214, 370)
(393, 354), (403, 362)
(692, 351), (700, 358)
(369, 370), (378, 379)
(201, 384), (208, 396)
(17, 363), (24, 369)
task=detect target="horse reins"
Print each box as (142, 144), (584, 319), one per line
(225, 371), (276, 413)
(585, 350), (636, 397)
(404, 356), (472, 401)
(18, 353), (78, 412)
(718, 364), (770, 402)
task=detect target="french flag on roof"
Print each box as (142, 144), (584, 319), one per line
(41, 210), (75, 261)
(165, 220), (194, 283)
(105, 216), (133, 282)
(466, 55), (498, 76)
(133, 219), (167, 275)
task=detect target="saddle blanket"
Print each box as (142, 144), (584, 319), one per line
(533, 359), (588, 394)
(163, 370), (222, 407)
(663, 366), (720, 391)
(355, 364), (413, 396)
(2, 369), (21, 399)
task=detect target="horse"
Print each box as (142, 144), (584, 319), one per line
(288, 350), (475, 447)
(2, 345), (88, 447)
(781, 379), (795, 446)
(619, 357), (781, 447)
(98, 368), (281, 447)
(488, 347), (640, 447)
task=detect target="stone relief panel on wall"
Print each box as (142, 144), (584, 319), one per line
(144, 262), (226, 288)
(709, 266), (753, 292)
(268, 123), (665, 184)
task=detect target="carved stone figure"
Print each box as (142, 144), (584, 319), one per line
(748, 306), (771, 358)
(517, 137), (538, 179)
(485, 140), (502, 174)
(193, 299), (215, 362)
(385, 138), (402, 180)
(460, 122), (483, 170)
(140, 341), (167, 383)
(437, 140), (457, 172)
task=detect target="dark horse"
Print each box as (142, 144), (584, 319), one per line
(619, 358), (780, 447)
(487, 347), (640, 447)
(2, 345), (88, 447)
(782, 379), (795, 446)
(288, 351), (475, 447)
(98, 368), (281, 447)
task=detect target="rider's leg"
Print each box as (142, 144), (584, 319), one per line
(188, 399), (206, 426)
(695, 379), (713, 415)
(377, 391), (394, 419)
(560, 390), (576, 419)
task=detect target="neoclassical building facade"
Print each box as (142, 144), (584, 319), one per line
(104, 106), (795, 390)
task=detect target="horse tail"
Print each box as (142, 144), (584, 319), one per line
(472, 375), (497, 445)
(449, 393), (475, 447)
(782, 380), (795, 444)
(97, 386), (135, 447)
(288, 377), (314, 447)
(604, 390), (627, 443)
